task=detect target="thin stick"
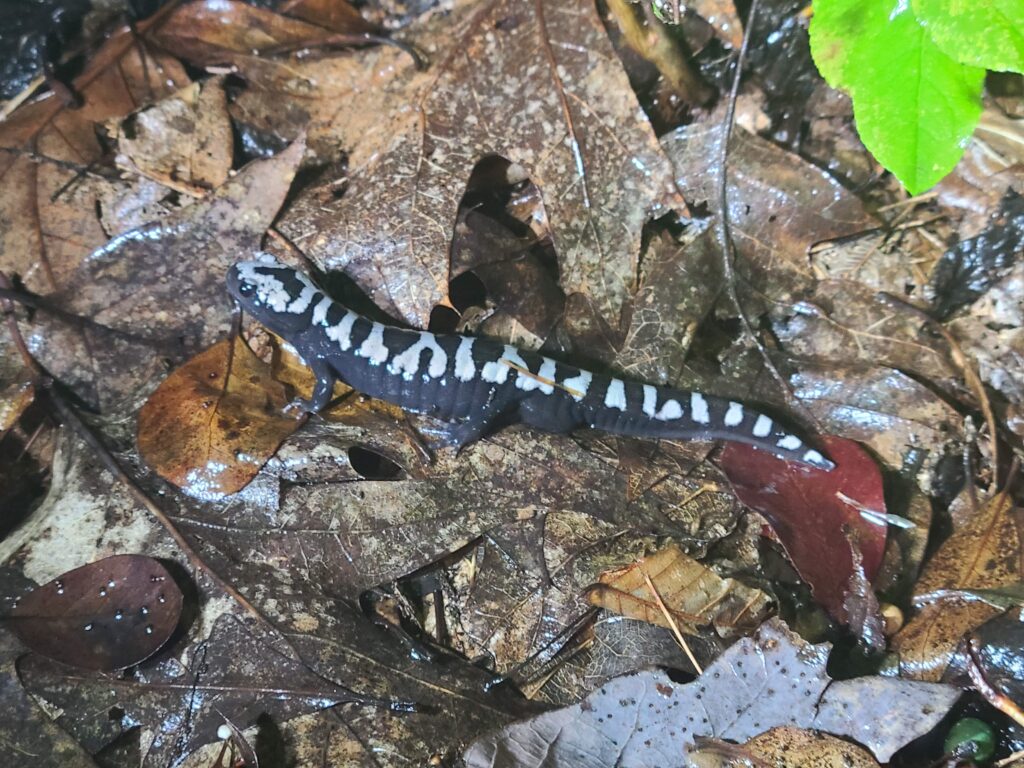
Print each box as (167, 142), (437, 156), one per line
(640, 566), (703, 674)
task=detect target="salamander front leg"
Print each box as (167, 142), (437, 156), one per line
(284, 359), (336, 416)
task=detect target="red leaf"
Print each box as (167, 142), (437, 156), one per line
(719, 437), (887, 627)
(6, 555), (183, 670)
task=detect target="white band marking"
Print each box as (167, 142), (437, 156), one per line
(724, 402), (744, 427)
(604, 379), (627, 411)
(690, 392), (710, 424)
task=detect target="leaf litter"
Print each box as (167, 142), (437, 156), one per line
(0, 0), (1020, 764)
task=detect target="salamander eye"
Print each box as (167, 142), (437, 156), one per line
(238, 283), (255, 296)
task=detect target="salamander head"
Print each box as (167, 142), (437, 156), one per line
(227, 254), (323, 335)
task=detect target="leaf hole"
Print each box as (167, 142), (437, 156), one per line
(348, 446), (403, 480)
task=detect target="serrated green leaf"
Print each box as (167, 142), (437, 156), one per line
(810, 0), (985, 194)
(913, 0), (1024, 73)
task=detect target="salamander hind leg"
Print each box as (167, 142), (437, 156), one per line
(284, 358), (337, 415)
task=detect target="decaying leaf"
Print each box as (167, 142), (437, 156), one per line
(930, 189), (1024, 320)
(17, 613), (394, 767)
(6, 555), (183, 671)
(894, 489), (1022, 681)
(463, 620), (959, 766)
(4, 138), (304, 412)
(0, 22), (190, 294)
(111, 78), (234, 194)
(663, 123), (876, 305)
(152, 0), (368, 66)
(270, 0), (684, 326)
(137, 337), (300, 499)
(586, 544), (770, 638)
(719, 437), (887, 635)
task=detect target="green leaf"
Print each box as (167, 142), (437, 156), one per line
(913, 0), (1024, 73)
(810, 0), (985, 194)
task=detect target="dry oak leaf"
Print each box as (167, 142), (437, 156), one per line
(274, 0), (684, 326)
(689, 727), (881, 768)
(894, 488), (1022, 681)
(586, 543), (770, 638)
(137, 336), (300, 499)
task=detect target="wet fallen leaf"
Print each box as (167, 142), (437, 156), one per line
(664, 123), (875, 306)
(4, 138), (304, 412)
(138, 337), (300, 499)
(5, 555), (183, 671)
(719, 437), (888, 638)
(894, 489), (1022, 681)
(463, 619), (959, 766)
(0, 20), (190, 294)
(152, 0), (351, 66)
(950, 259), (1024, 406)
(269, 0), (684, 326)
(586, 544), (770, 638)
(785, 364), (961, 474)
(111, 78), (234, 194)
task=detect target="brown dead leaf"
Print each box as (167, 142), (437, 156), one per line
(663, 123), (875, 306)
(279, 0), (377, 34)
(111, 78), (233, 194)
(152, 0), (348, 65)
(773, 281), (960, 389)
(586, 544), (770, 637)
(253, 0), (685, 326)
(137, 337), (300, 498)
(5, 139), (304, 412)
(789, 364), (961, 472)
(894, 489), (1022, 680)
(0, 24), (190, 294)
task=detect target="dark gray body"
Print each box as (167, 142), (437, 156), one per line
(227, 257), (833, 470)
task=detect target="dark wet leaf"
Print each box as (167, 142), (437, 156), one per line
(945, 607), (1024, 703)
(137, 337), (300, 499)
(464, 620), (959, 766)
(719, 437), (888, 634)
(0, 629), (97, 767)
(930, 189), (1024, 319)
(17, 613), (383, 766)
(6, 555), (183, 671)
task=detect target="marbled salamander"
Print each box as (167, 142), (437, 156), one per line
(227, 255), (833, 470)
